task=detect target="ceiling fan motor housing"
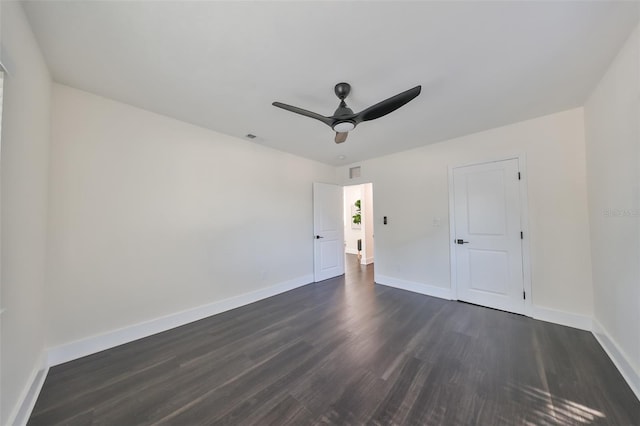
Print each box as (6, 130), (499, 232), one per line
(333, 84), (355, 132)
(332, 100), (356, 132)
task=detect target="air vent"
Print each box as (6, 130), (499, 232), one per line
(349, 166), (361, 179)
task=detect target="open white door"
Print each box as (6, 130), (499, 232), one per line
(313, 182), (345, 282)
(452, 159), (526, 315)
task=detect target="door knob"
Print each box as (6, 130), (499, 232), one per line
(456, 239), (469, 244)
(315, 235), (324, 239)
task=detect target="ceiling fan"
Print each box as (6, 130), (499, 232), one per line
(272, 83), (421, 144)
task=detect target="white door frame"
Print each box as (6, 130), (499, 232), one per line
(343, 182), (375, 266)
(448, 154), (533, 317)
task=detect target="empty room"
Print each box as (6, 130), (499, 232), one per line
(1, 1), (639, 425)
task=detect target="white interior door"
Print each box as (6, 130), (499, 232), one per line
(452, 159), (525, 314)
(313, 182), (345, 282)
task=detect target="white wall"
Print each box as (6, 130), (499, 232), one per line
(339, 108), (593, 319)
(343, 185), (363, 255)
(46, 84), (336, 349)
(584, 22), (639, 393)
(0, 2), (51, 424)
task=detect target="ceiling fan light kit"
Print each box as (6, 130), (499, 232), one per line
(333, 121), (355, 133)
(272, 82), (421, 144)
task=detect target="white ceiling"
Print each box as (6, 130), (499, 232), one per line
(23, 1), (639, 166)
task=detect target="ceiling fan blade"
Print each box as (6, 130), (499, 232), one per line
(335, 132), (348, 144)
(272, 102), (333, 127)
(354, 85), (421, 123)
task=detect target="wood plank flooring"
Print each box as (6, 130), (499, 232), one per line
(29, 256), (640, 425)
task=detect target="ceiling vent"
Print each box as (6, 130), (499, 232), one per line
(349, 166), (361, 179)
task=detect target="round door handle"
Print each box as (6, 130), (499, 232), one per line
(456, 239), (469, 244)
(315, 235), (324, 239)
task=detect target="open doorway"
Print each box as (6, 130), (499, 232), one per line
(343, 183), (374, 273)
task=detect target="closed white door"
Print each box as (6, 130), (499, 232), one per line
(313, 182), (345, 282)
(452, 159), (525, 314)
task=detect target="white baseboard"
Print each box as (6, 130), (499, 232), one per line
(531, 305), (592, 331)
(47, 274), (313, 367)
(373, 278), (637, 402)
(361, 256), (374, 265)
(8, 353), (49, 426)
(375, 274), (453, 300)
(28, 272), (640, 418)
(592, 319), (640, 401)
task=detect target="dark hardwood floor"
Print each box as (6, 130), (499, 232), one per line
(29, 256), (640, 425)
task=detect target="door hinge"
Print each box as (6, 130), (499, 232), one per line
(520, 231), (523, 239)
(518, 172), (521, 180)
(523, 290), (526, 300)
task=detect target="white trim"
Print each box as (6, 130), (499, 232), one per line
(360, 256), (374, 265)
(345, 248), (359, 255)
(375, 273), (638, 403)
(47, 274), (313, 366)
(375, 274), (453, 300)
(531, 305), (592, 331)
(448, 166), (458, 298)
(517, 154), (533, 317)
(447, 154), (533, 315)
(16, 281), (639, 424)
(592, 319), (640, 401)
(7, 353), (49, 426)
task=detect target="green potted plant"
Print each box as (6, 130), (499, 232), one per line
(352, 199), (361, 227)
